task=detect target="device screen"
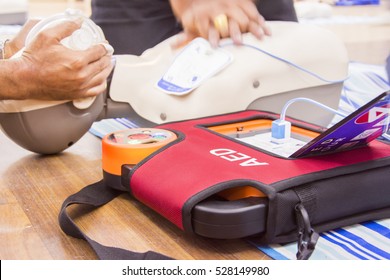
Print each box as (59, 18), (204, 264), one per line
(206, 91), (389, 159)
(207, 119), (319, 158)
(291, 91), (390, 158)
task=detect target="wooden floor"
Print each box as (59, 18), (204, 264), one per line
(0, 1), (389, 260)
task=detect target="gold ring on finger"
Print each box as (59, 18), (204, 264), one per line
(213, 14), (229, 34)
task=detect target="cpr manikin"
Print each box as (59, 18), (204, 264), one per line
(0, 11), (349, 154)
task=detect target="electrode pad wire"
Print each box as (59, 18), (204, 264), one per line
(382, 120), (390, 141)
(270, 97), (349, 143)
(279, 97), (348, 121)
(218, 41), (350, 143)
(220, 41), (349, 85)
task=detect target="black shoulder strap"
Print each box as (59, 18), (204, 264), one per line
(58, 179), (173, 260)
(294, 185), (319, 260)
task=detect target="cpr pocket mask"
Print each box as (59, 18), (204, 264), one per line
(59, 91), (390, 260)
(0, 9), (109, 154)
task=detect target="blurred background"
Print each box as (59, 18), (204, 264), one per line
(0, 0), (91, 21)
(0, 0), (389, 64)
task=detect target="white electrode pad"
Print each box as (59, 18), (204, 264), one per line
(156, 38), (233, 95)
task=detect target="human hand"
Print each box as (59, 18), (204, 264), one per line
(15, 19), (114, 100)
(171, 0), (272, 48)
(4, 19), (40, 58)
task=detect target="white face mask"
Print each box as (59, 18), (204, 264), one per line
(17, 8), (106, 56)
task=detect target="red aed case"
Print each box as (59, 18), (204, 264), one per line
(124, 110), (390, 240)
(59, 103), (390, 260)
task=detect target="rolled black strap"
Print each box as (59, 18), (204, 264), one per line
(295, 203), (319, 260)
(294, 185), (319, 260)
(58, 179), (174, 260)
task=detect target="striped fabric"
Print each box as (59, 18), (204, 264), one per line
(89, 117), (141, 139)
(90, 61), (390, 260)
(253, 62), (390, 260)
(330, 61), (390, 127)
(254, 219), (390, 260)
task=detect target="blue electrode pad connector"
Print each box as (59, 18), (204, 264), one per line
(271, 119), (291, 144)
(271, 97), (349, 145)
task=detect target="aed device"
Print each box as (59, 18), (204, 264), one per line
(100, 91), (390, 239)
(102, 127), (270, 238)
(102, 128), (177, 189)
(59, 92), (390, 260)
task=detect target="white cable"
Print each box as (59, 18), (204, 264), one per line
(220, 42), (349, 84)
(280, 97), (348, 121)
(220, 41), (350, 122)
(382, 118), (390, 141)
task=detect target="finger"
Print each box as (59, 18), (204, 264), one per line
(89, 55), (113, 78)
(228, 20), (242, 45)
(180, 10), (198, 36)
(259, 17), (272, 36)
(65, 52), (112, 92)
(226, 8), (250, 33)
(252, 14), (272, 37)
(82, 66), (113, 97)
(238, 1), (272, 39)
(88, 55), (114, 81)
(99, 42), (114, 55)
(196, 15), (212, 39)
(170, 32), (195, 49)
(18, 18), (41, 39)
(84, 80), (108, 97)
(208, 26), (220, 48)
(213, 14), (229, 38)
(240, 1), (263, 24)
(248, 21), (265, 40)
(248, 15), (271, 40)
(41, 19), (83, 43)
(7, 19), (41, 54)
(75, 43), (112, 67)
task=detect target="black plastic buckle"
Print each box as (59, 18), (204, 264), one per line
(295, 203), (319, 260)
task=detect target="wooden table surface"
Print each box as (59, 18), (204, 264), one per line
(0, 130), (269, 260)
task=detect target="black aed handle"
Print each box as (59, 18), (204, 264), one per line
(193, 196), (268, 239)
(121, 165), (268, 239)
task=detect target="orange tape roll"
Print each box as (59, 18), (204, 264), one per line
(102, 128), (177, 176)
